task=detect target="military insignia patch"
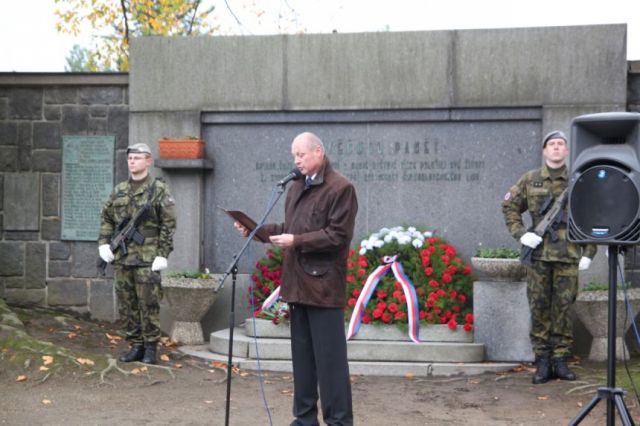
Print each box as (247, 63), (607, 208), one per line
(503, 192), (511, 201)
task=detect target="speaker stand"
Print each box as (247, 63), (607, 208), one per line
(569, 245), (635, 426)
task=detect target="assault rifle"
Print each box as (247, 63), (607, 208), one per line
(98, 204), (150, 274)
(520, 188), (568, 266)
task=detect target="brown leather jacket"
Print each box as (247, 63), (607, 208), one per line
(262, 159), (358, 308)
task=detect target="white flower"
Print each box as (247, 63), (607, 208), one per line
(408, 227), (417, 233)
(373, 239), (385, 248)
(383, 234), (393, 243)
(398, 235), (412, 245)
(359, 247), (367, 255)
(412, 239), (423, 248)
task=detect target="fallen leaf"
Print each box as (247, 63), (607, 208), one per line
(174, 363), (183, 368)
(106, 333), (122, 341)
(42, 400), (52, 405)
(76, 358), (95, 366)
(73, 325), (82, 330)
(577, 402), (583, 407)
(404, 373), (415, 380)
(15, 375), (27, 382)
(39, 366), (50, 372)
(67, 332), (77, 339)
(140, 366), (148, 372)
(204, 400), (214, 404)
(160, 354), (170, 362)
(42, 355), (54, 366)
(131, 368), (141, 375)
(281, 389), (292, 394)
(468, 379), (480, 385)
(537, 396), (549, 400)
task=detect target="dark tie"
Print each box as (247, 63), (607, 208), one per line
(305, 176), (313, 188)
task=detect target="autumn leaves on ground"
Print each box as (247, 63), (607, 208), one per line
(2, 298), (640, 425)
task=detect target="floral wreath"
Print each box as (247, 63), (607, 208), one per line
(249, 226), (475, 336)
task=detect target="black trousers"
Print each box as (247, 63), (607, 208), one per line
(289, 304), (353, 426)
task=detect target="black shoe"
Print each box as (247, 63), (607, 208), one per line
(552, 357), (577, 381)
(532, 356), (552, 384)
(141, 343), (157, 365)
(119, 346), (144, 363)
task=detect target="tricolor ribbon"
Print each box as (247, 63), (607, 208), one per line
(346, 255), (421, 343)
(257, 286), (281, 315)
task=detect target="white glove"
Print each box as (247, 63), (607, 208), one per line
(520, 232), (543, 249)
(578, 256), (592, 271)
(99, 244), (114, 263)
(151, 256), (168, 272)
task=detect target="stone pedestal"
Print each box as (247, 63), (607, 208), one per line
(473, 280), (534, 362)
(575, 288), (640, 361)
(163, 275), (222, 344)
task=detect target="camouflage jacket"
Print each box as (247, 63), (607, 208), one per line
(99, 176), (177, 266)
(502, 164), (597, 263)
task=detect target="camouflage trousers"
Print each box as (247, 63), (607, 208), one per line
(525, 260), (578, 358)
(114, 266), (163, 346)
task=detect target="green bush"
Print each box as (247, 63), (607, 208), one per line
(474, 247), (520, 259)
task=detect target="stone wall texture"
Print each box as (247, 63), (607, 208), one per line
(0, 74), (128, 320)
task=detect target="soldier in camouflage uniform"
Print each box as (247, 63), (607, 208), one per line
(502, 131), (597, 384)
(98, 143), (176, 365)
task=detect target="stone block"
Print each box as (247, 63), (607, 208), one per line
(72, 242), (99, 278)
(0, 122), (17, 145)
(89, 118), (107, 134)
(61, 105), (89, 134)
(3, 172), (39, 230)
(0, 242), (24, 276)
(46, 279), (88, 306)
(90, 105), (108, 118)
(4, 289), (46, 305)
(9, 88), (42, 120)
(108, 106), (129, 149)
(41, 218), (61, 241)
(45, 87), (77, 104)
(4, 231), (38, 241)
(79, 87), (123, 105)
(0, 147), (18, 171)
(48, 261), (70, 277)
(0, 174), (3, 209)
(115, 149), (128, 183)
(25, 243), (46, 289)
(32, 150), (62, 172)
(473, 280), (534, 362)
(17, 122), (31, 147)
(1, 277), (25, 289)
(44, 106), (62, 121)
(0, 98), (7, 119)
(42, 174), (60, 216)
(49, 241), (71, 260)
(18, 147), (32, 171)
(89, 279), (116, 321)
(34, 122), (61, 149)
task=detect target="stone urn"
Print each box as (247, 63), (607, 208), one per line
(574, 288), (640, 361)
(163, 275), (222, 345)
(470, 257), (526, 282)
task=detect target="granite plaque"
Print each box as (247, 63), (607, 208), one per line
(61, 136), (114, 241)
(202, 109), (542, 272)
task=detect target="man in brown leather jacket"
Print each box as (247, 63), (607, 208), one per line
(235, 132), (358, 426)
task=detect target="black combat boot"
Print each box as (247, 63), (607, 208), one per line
(532, 355), (552, 384)
(552, 356), (577, 381)
(119, 345), (144, 362)
(141, 342), (157, 364)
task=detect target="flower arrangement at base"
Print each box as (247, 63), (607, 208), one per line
(248, 246), (287, 324)
(248, 226), (475, 337)
(345, 226), (475, 335)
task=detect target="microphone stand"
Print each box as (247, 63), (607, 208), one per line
(219, 182), (288, 426)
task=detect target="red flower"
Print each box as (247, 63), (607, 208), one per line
(421, 256), (430, 266)
(424, 267), (434, 276)
(465, 313), (474, 323)
(458, 294), (467, 304)
(382, 313), (392, 323)
(462, 266), (472, 275)
(347, 260), (355, 269)
(347, 298), (356, 307)
(463, 323), (473, 332)
(358, 256), (368, 268)
(394, 281), (402, 290)
(376, 290), (388, 299)
(447, 319), (458, 330)
(352, 288), (362, 297)
(428, 279), (439, 288)
(449, 290), (458, 299)
(419, 310), (427, 319)
(376, 302), (387, 310)
(358, 269), (366, 276)
(362, 313), (371, 324)
(394, 311), (406, 320)
(441, 273), (452, 283)
(373, 309), (384, 319)
(441, 255), (451, 265)
(388, 303), (398, 313)
(346, 275), (355, 283)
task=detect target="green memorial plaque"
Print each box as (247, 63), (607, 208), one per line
(62, 136), (115, 241)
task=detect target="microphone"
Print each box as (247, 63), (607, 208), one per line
(277, 168), (303, 186)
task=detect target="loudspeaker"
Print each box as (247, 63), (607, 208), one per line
(568, 112), (640, 244)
